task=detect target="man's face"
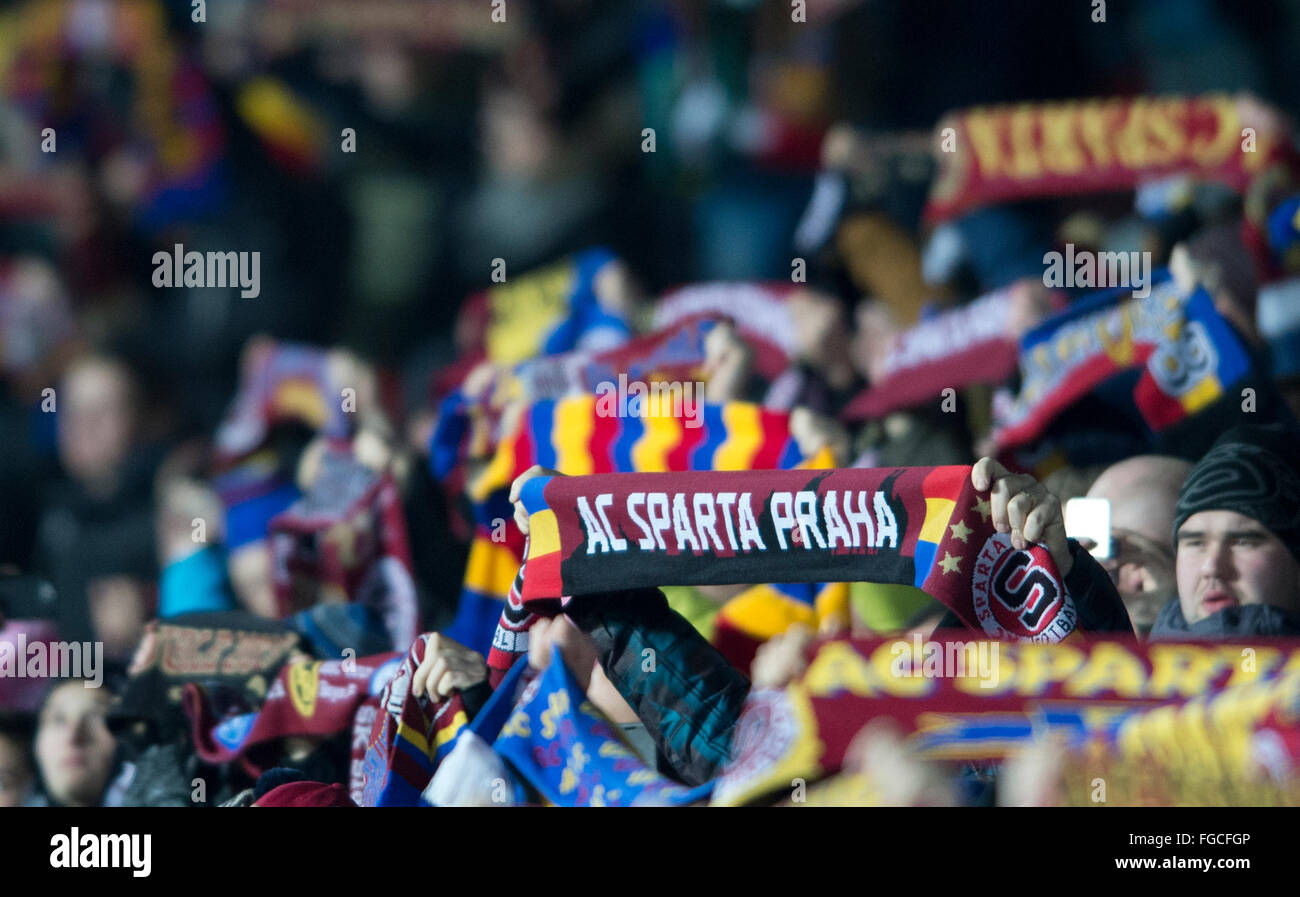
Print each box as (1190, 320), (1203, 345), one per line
(1176, 510), (1300, 624)
(34, 682), (116, 807)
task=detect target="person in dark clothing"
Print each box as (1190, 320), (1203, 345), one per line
(32, 354), (159, 655)
(559, 588), (750, 787)
(1150, 425), (1300, 640)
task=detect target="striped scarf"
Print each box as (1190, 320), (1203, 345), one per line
(446, 398), (837, 657)
(431, 316), (718, 484)
(357, 634), (475, 806)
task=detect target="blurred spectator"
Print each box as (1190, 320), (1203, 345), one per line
(34, 354), (157, 652)
(32, 679), (120, 807)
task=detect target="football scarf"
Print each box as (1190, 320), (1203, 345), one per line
(519, 315), (716, 407)
(514, 466), (1077, 643)
(357, 633), (476, 807)
(420, 654), (533, 806)
(454, 247), (631, 367)
(183, 652), (401, 778)
(711, 635), (1300, 806)
(449, 398), (837, 656)
(268, 443), (420, 652)
(840, 281), (1051, 421)
(109, 614), (303, 746)
(1267, 196), (1300, 272)
(469, 397), (832, 504)
(236, 77), (326, 175)
(652, 282), (798, 380)
(925, 93), (1299, 223)
(444, 489), (527, 656)
(992, 279), (1253, 451)
(492, 645), (713, 807)
(486, 561), (536, 687)
(212, 450), (301, 550)
(348, 695), (382, 805)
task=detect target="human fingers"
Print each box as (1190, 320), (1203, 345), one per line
(971, 456), (1010, 493)
(410, 634), (441, 697)
(990, 473), (1038, 536)
(1006, 484), (1047, 549)
(527, 617), (553, 670)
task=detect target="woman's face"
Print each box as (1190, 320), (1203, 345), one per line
(35, 682), (116, 807)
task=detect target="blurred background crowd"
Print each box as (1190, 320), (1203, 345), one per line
(2, 0), (1300, 808)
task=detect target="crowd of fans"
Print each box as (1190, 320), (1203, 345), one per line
(2, 0), (1300, 808)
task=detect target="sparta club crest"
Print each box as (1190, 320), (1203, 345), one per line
(970, 533), (1077, 641)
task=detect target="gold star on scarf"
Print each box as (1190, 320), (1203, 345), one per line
(974, 497), (991, 522)
(949, 519), (973, 542)
(939, 552), (962, 574)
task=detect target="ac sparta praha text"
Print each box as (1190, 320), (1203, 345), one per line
(572, 489), (900, 557)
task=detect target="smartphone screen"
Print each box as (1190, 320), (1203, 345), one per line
(1065, 497), (1111, 560)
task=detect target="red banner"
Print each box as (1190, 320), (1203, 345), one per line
(925, 93), (1297, 222)
(712, 634), (1300, 805)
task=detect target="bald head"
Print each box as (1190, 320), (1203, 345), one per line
(1086, 455), (1192, 633)
(1086, 455), (1192, 550)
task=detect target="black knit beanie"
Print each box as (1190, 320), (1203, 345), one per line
(1173, 424), (1300, 561)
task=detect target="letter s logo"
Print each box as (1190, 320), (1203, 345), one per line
(991, 551), (1060, 633)
(970, 535), (1077, 641)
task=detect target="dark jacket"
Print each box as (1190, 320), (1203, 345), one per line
(1149, 597), (1300, 640)
(563, 588), (750, 787)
